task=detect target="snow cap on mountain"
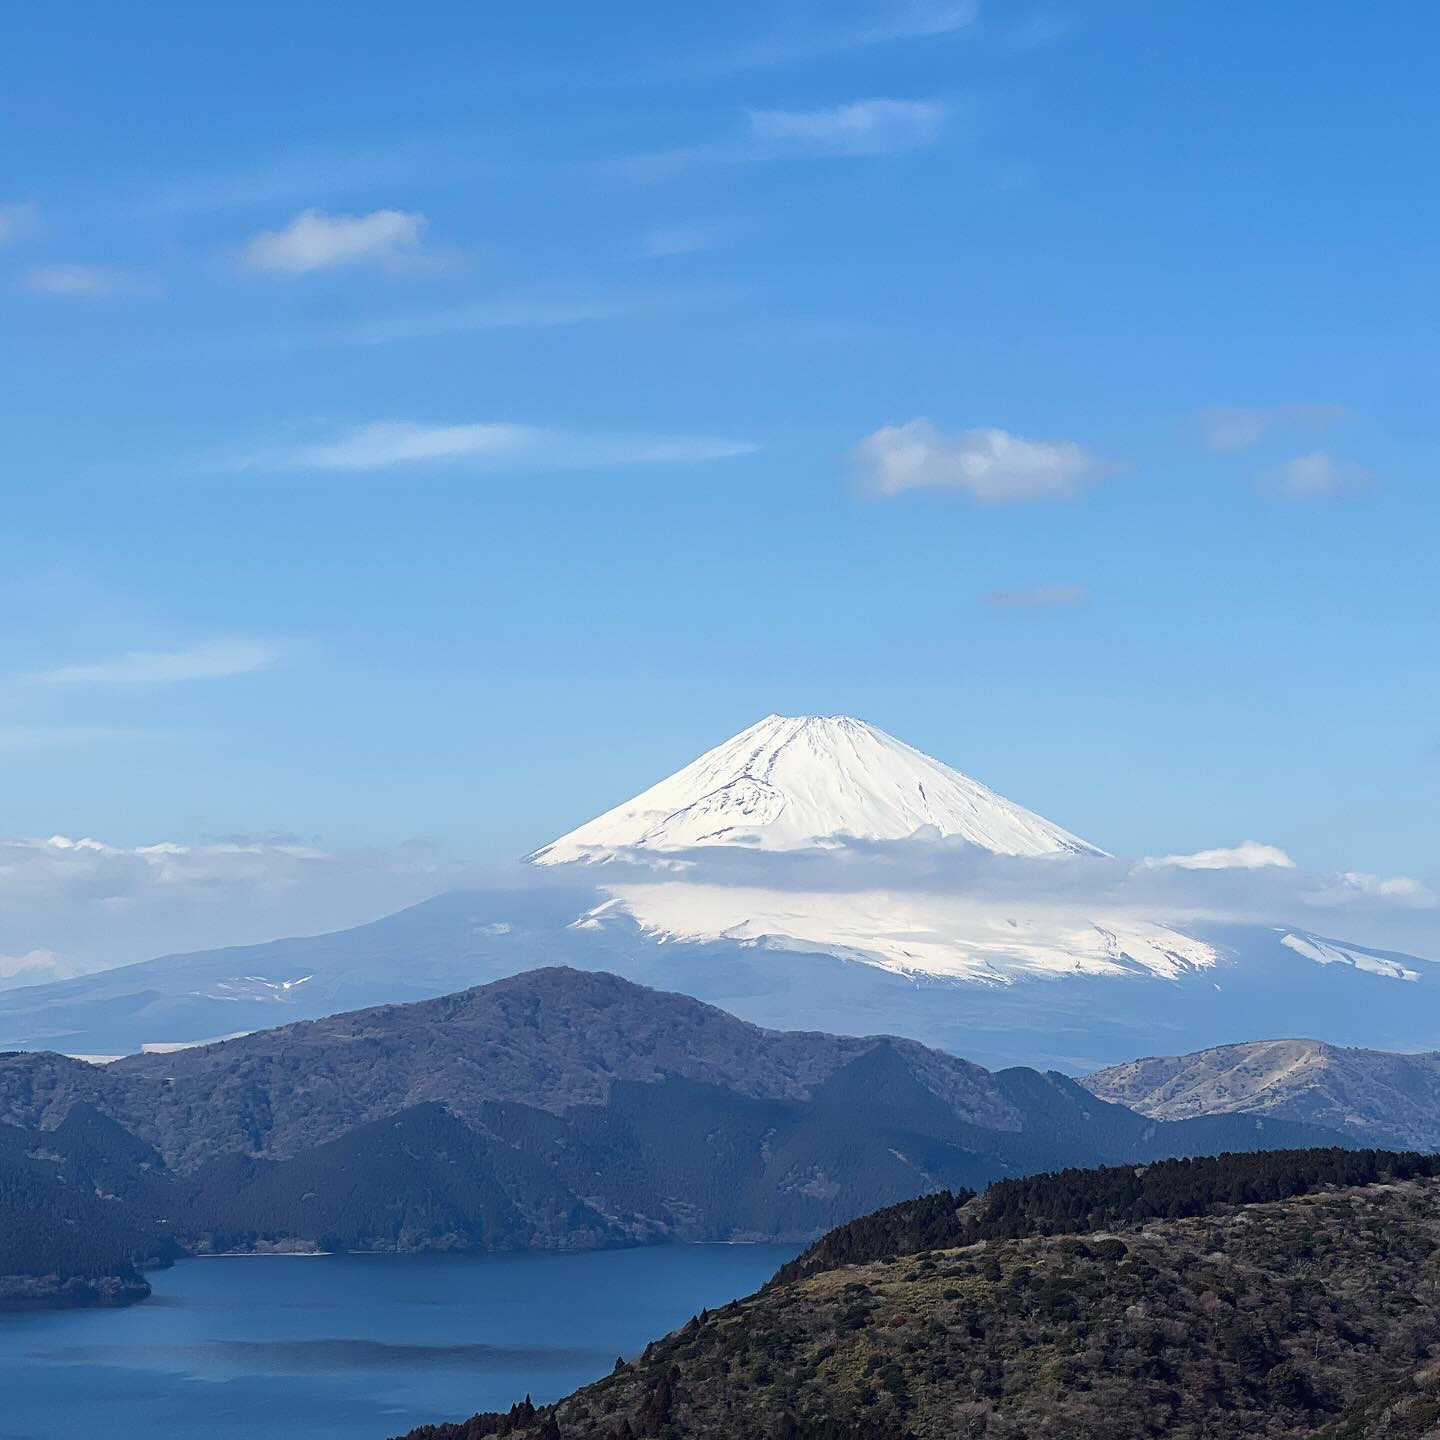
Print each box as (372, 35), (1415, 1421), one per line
(529, 714), (1104, 864)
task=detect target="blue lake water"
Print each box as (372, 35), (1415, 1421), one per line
(0, 1245), (798, 1440)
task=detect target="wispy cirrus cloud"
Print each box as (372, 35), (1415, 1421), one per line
(1196, 402), (1346, 451)
(137, 135), (497, 219)
(730, 1), (978, 67)
(749, 98), (946, 155)
(627, 97), (947, 177)
(327, 297), (623, 348)
(639, 223), (730, 259)
(236, 421), (757, 474)
(853, 419), (1108, 501)
(243, 208), (427, 273)
(23, 263), (157, 298)
(0, 201), (39, 244)
(982, 584), (1089, 609)
(0, 723), (174, 751)
(1272, 450), (1369, 498)
(29, 638), (280, 688)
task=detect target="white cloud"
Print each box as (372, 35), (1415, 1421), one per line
(0, 948), (101, 991)
(854, 420), (1106, 501)
(748, 98), (946, 155)
(0, 201), (39, 244)
(243, 207), (426, 273)
(983, 584), (1089, 609)
(1145, 841), (1297, 871)
(1276, 450), (1367, 497)
(23, 263), (156, 298)
(1328, 871), (1435, 905)
(1196, 403), (1345, 451)
(30, 638), (279, 688)
(244, 421), (757, 473)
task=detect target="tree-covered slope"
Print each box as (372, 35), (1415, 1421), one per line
(0, 1106), (175, 1307)
(0, 971), (1362, 1305)
(397, 1158), (1440, 1440)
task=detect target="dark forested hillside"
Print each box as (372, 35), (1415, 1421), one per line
(0, 970), (1363, 1306)
(397, 1163), (1440, 1440)
(0, 1108), (175, 1307)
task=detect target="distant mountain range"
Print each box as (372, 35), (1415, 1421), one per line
(0, 715), (1433, 1069)
(0, 968), (1347, 1307)
(1085, 1038), (1440, 1151)
(0, 885), (1431, 1074)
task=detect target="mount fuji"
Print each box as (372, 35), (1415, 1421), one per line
(529, 714), (1103, 863)
(0, 715), (1434, 1069)
(538, 715), (1217, 987)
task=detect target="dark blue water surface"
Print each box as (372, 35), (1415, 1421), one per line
(0, 1245), (797, 1440)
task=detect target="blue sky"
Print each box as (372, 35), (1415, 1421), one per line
(3, 0), (1438, 888)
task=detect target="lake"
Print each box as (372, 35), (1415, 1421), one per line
(0, 1245), (798, 1440)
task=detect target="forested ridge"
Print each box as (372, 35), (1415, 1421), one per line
(397, 1153), (1440, 1440)
(0, 971), (1358, 1309)
(772, 1146), (1440, 1285)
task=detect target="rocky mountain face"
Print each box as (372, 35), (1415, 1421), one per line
(1084, 1039), (1440, 1151)
(0, 970), (1347, 1303)
(395, 1152), (1440, 1440)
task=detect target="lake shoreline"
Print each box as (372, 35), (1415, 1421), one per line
(0, 1243), (800, 1440)
(7, 1234), (801, 1312)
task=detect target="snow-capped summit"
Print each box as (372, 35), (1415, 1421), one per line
(529, 713), (1103, 864)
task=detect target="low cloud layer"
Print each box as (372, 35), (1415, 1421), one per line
(0, 834), (495, 982)
(1, 827), (1432, 993)
(576, 834), (1439, 959)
